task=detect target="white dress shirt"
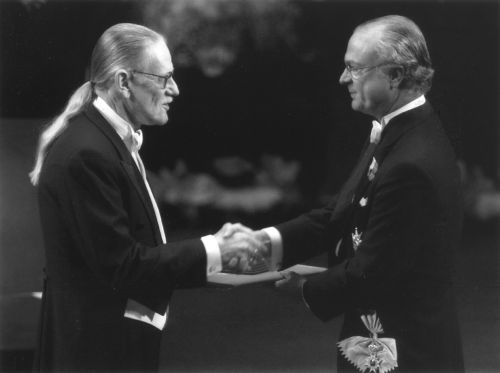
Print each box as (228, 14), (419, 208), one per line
(93, 96), (222, 330)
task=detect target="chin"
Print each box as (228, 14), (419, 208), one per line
(351, 100), (361, 112)
(160, 112), (169, 125)
(153, 114), (169, 126)
(351, 101), (370, 115)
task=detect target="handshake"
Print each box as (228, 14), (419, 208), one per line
(214, 223), (272, 274)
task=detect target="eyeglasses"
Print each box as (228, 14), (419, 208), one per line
(131, 70), (174, 89)
(343, 62), (396, 80)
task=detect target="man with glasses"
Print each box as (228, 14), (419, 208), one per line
(229, 14), (464, 372)
(30, 23), (264, 372)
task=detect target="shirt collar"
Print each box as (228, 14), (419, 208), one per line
(93, 96), (141, 152)
(380, 95), (426, 127)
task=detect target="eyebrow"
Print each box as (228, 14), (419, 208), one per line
(165, 69), (174, 75)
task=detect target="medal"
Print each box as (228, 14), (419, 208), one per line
(367, 157), (378, 181)
(352, 227), (363, 251)
(338, 313), (398, 373)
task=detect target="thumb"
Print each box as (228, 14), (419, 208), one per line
(275, 278), (287, 288)
(275, 271), (291, 287)
(221, 223), (234, 238)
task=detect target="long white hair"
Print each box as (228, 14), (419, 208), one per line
(30, 23), (163, 185)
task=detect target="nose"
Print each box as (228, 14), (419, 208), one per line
(339, 68), (351, 85)
(166, 77), (180, 97)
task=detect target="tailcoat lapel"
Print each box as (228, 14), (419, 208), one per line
(83, 104), (161, 245)
(354, 102), (435, 201)
(373, 102), (434, 167)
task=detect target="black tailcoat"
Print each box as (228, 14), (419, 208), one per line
(35, 105), (207, 371)
(276, 103), (464, 372)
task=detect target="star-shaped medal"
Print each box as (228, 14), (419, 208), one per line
(352, 227), (363, 251)
(367, 157), (378, 181)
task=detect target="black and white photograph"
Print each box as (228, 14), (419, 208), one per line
(0, 0), (499, 372)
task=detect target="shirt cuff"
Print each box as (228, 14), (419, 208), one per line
(201, 235), (222, 276)
(262, 227), (283, 271)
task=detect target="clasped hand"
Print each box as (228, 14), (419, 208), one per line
(215, 223), (271, 274)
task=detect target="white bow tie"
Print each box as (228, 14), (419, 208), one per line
(370, 120), (384, 144)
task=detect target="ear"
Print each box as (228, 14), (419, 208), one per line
(114, 69), (131, 98)
(387, 66), (404, 89)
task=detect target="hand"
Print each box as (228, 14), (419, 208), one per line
(217, 222), (254, 240)
(275, 271), (307, 302)
(219, 223), (272, 257)
(215, 223), (269, 273)
(217, 223), (272, 266)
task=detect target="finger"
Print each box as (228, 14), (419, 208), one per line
(262, 239), (272, 258)
(249, 252), (258, 265)
(275, 278), (289, 288)
(279, 271), (292, 280)
(239, 255), (249, 273)
(228, 257), (238, 269)
(230, 233), (263, 253)
(222, 222), (234, 238)
(247, 253), (267, 271)
(242, 234), (267, 253)
(231, 223), (254, 235)
(223, 223), (254, 239)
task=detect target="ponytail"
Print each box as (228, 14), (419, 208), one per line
(30, 23), (164, 186)
(29, 81), (94, 186)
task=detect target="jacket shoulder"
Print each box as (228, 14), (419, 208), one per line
(45, 111), (121, 168)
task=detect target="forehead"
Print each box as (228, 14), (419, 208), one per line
(344, 28), (382, 65)
(142, 40), (173, 73)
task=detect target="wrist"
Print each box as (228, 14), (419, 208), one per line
(255, 230), (271, 245)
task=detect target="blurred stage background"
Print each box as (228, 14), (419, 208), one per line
(1, 0), (499, 372)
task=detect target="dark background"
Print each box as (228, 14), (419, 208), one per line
(1, 0), (499, 371)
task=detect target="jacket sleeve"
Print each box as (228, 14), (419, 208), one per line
(275, 194), (343, 267)
(52, 148), (207, 314)
(302, 163), (435, 321)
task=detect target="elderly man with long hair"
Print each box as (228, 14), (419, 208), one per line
(30, 23), (264, 372)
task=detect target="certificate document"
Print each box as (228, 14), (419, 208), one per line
(207, 264), (326, 287)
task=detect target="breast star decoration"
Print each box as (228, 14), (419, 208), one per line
(352, 227), (363, 251)
(338, 313), (398, 373)
(367, 157), (378, 181)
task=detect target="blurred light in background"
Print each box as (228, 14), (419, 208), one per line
(141, 0), (302, 77)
